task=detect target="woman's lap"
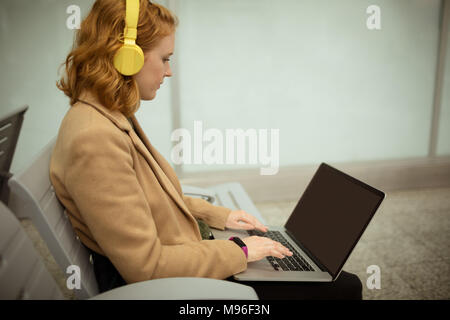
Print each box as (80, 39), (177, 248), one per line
(227, 271), (363, 300)
(86, 243), (362, 300)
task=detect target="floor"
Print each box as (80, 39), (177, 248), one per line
(20, 187), (450, 300)
(254, 187), (450, 300)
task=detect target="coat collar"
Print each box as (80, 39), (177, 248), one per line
(76, 91), (196, 227)
(77, 91), (132, 132)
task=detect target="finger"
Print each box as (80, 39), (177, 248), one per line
(236, 217), (258, 230)
(270, 247), (285, 259)
(255, 221), (268, 232)
(273, 241), (293, 257)
(283, 247), (293, 256)
(240, 213), (267, 232)
(245, 215), (266, 232)
(237, 213), (255, 225)
(247, 215), (268, 232)
(264, 241), (282, 259)
(238, 222), (258, 230)
(279, 244), (293, 256)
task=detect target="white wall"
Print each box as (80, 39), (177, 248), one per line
(174, 0), (444, 173)
(0, 0), (447, 176)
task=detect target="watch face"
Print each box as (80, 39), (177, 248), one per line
(232, 237), (246, 248)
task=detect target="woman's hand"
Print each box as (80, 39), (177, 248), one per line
(241, 236), (293, 262)
(226, 210), (292, 262)
(226, 210), (268, 232)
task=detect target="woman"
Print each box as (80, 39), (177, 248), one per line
(51, 0), (362, 299)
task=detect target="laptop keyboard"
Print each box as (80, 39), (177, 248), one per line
(247, 230), (315, 272)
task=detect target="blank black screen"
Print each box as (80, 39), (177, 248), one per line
(285, 163), (384, 278)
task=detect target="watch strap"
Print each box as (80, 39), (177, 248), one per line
(229, 237), (248, 259)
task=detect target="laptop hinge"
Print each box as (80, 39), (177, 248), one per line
(285, 229), (331, 274)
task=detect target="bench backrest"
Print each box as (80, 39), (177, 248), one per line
(0, 105), (28, 204)
(0, 201), (64, 299)
(8, 138), (98, 299)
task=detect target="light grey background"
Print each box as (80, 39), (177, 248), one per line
(0, 0), (448, 175)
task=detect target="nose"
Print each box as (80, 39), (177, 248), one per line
(165, 63), (173, 78)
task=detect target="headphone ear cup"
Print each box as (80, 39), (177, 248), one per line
(113, 44), (145, 76)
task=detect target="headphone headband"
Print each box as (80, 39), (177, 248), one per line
(124, 0), (139, 41)
(113, 0), (145, 76)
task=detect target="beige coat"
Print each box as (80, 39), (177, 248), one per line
(49, 91), (247, 283)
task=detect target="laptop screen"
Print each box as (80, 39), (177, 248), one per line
(284, 163), (384, 278)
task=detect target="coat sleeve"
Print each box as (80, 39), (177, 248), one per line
(64, 125), (247, 283)
(182, 195), (231, 230)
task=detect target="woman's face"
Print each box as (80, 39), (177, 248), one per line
(134, 33), (175, 100)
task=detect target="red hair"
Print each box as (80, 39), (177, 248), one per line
(57, 0), (178, 117)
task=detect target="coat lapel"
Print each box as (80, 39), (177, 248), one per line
(128, 116), (183, 194)
(127, 123), (192, 217)
(76, 92), (194, 223)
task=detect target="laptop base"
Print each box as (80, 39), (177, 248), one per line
(212, 227), (333, 282)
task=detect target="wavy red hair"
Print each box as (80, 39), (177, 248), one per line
(57, 0), (178, 117)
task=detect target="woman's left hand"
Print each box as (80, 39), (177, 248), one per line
(225, 210), (268, 232)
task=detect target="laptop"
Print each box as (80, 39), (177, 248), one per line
(212, 163), (385, 282)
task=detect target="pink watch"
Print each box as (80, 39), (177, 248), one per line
(229, 237), (248, 259)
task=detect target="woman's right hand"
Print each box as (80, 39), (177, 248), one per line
(242, 236), (293, 262)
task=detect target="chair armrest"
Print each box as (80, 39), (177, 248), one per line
(90, 277), (258, 300)
(181, 184), (216, 203)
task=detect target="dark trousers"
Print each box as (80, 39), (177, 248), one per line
(85, 246), (127, 293)
(226, 271), (363, 300)
(86, 246), (362, 300)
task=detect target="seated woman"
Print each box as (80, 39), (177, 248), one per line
(50, 0), (362, 299)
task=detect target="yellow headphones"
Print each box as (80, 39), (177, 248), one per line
(113, 0), (144, 76)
